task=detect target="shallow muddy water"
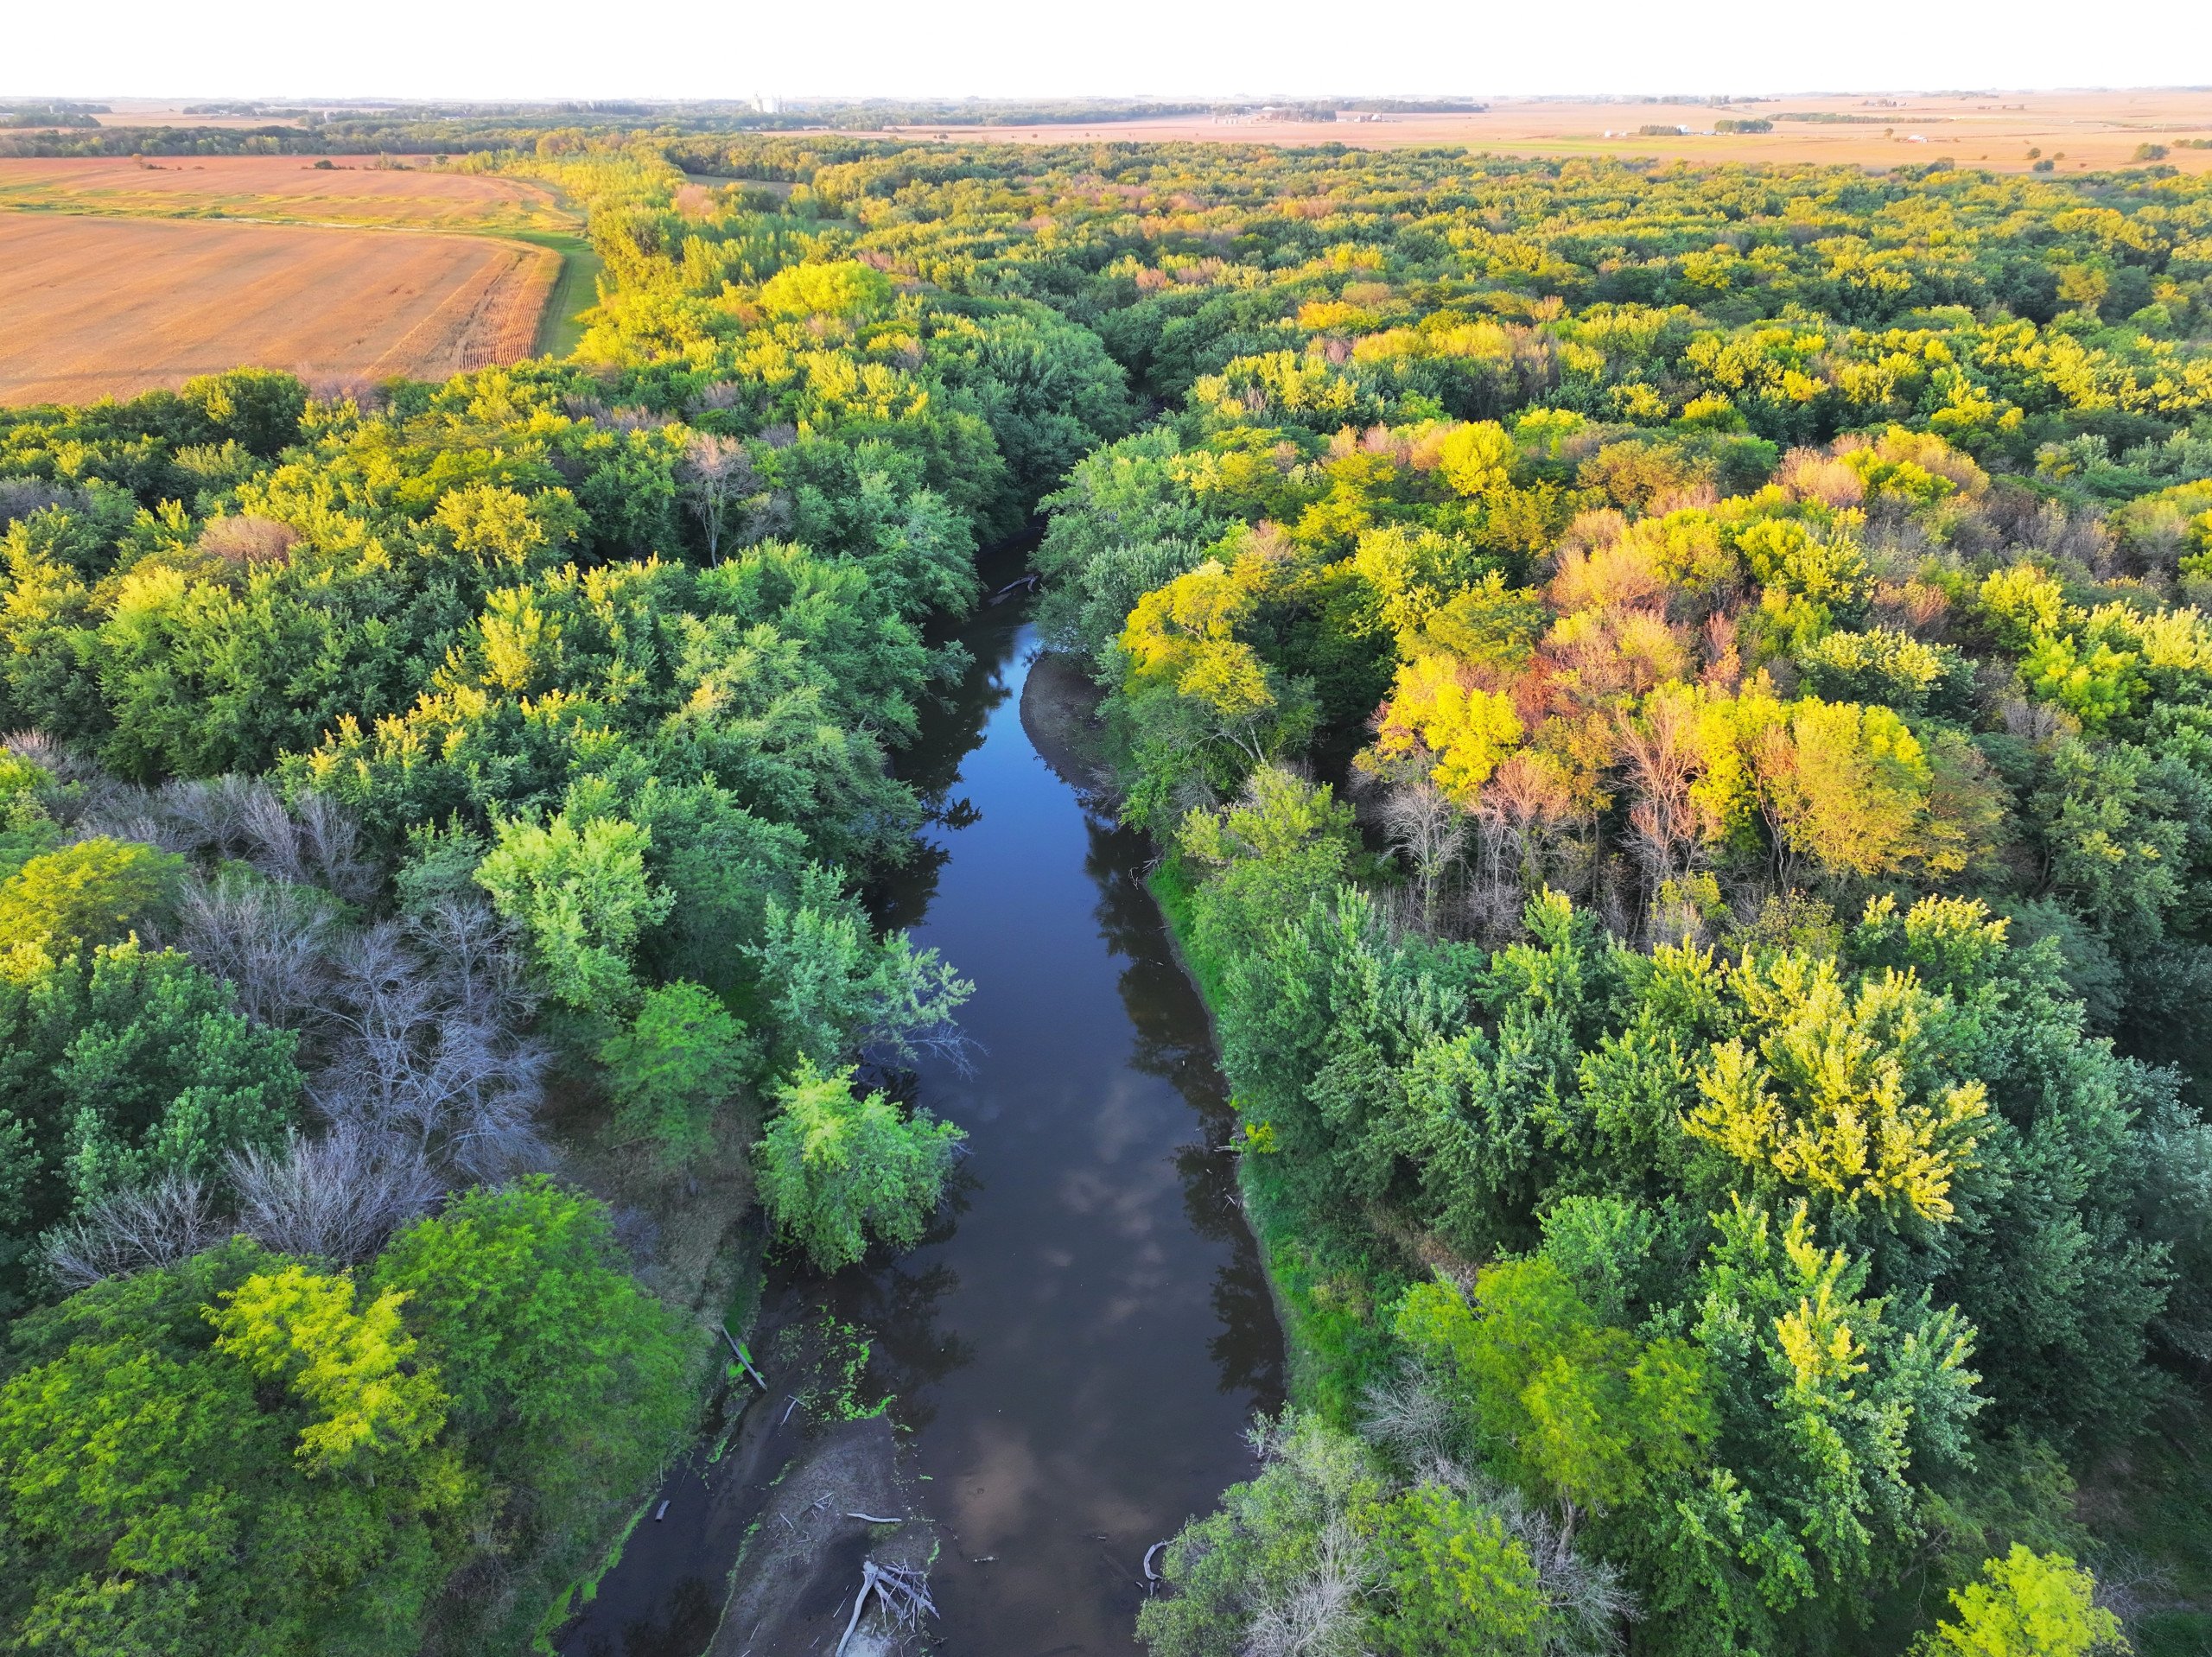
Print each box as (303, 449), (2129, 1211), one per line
(560, 578), (1285, 1657)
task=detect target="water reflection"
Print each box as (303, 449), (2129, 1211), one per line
(836, 624), (1287, 1653)
(1083, 816), (1283, 1409)
(566, 590), (1282, 1657)
(835, 1260), (976, 1438)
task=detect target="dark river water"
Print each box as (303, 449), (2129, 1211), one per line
(561, 579), (1286, 1656)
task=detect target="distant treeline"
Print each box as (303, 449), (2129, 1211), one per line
(0, 102), (1236, 157)
(0, 96), (1509, 158)
(1340, 97), (1490, 113)
(0, 124), (505, 158)
(0, 104), (108, 129)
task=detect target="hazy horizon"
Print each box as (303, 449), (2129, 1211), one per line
(12, 86), (2212, 105)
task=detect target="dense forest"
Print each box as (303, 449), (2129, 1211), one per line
(1, 126), (2209, 1655)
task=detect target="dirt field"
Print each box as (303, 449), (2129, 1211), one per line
(0, 214), (558, 404)
(0, 155), (572, 232)
(863, 88), (2212, 175)
(85, 100), (310, 130)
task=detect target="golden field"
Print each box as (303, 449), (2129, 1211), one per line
(0, 155), (574, 233)
(865, 88), (2212, 174)
(0, 214), (557, 404)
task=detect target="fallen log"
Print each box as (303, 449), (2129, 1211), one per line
(834, 1564), (874, 1657)
(833, 1558), (939, 1655)
(719, 1324), (766, 1388)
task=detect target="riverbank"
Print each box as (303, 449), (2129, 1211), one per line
(1015, 646), (1114, 800)
(1144, 853), (1403, 1430)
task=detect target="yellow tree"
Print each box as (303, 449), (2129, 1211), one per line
(1688, 952), (1989, 1226)
(1121, 558), (1281, 765)
(1364, 654), (1524, 808)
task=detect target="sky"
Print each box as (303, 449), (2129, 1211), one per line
(9, 0), (2211, 105)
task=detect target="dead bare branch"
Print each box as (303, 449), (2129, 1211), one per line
(42, 1171), (228, 1291)
(229, 1125), (439, 1264)
(835, 1559), (938, 1656)
(178, 871), (335, 1032)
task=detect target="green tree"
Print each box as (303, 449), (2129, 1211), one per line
(1395, 1257), (1714, 1516)
(743, 867), (971, 1071)
(1177, 763), (1358, 964)
(370, 1180), (689, 1558)
(0, 1241), (467, 1657)
(180, 368), (308, 456)
(1371, 1484), (1550, 1656)
(597, 981), (753, 1171)
(208, 1264), (447, 1476)
(1686, 950), (1990, 1226)
(753, 1061), (963, 1272)
(0, 940), (299, 1308)
(474, 809), (671, 1010)
(0, 750), (60, 881)
(1137, 1412), (1387, 1657)
(1675, 1199), (1984, 1631)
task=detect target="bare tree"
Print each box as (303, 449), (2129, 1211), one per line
(73, 774), (376, 904)
(0, 476), (89, 530)
(1242, 1514), (1376, 1657)
(677, 432), (758, 562)
(43, 1171), (228, 1291)
(230, 1126), (439, 1264)
(149, 773), (260, 851)
(1471, 751), (1582, 940)
(314, 904), (551, 1180)
(1375, 775), (1465, 936)
(197, 515), (299, 568)
(1617, 692), (1707, 904)
(237, 784), (377, 902)
(179, 871), (335, 1031)
(1360, 1362), (1460, 1465)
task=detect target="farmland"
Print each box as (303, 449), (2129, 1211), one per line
(0, 156), (584, 400)
(0, 214), (556, 403)
(0, 154), (574, 232)
(866, 86), (2212, 173)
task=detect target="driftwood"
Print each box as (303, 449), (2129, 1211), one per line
(834, 1559), (938, 1656)
(845, 1512), (904, 1525)
(1143, 1541), (1167, 1582)
(985, 572), (1041, 606)
(721, 1324), (766, 1388)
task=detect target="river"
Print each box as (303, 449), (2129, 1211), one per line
(559, 576), (1286, 1656)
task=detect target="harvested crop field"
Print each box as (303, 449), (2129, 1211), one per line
(859, 88), (2212, 174)
(0, 214), (557, 404)
(0, 155), (570, 232)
